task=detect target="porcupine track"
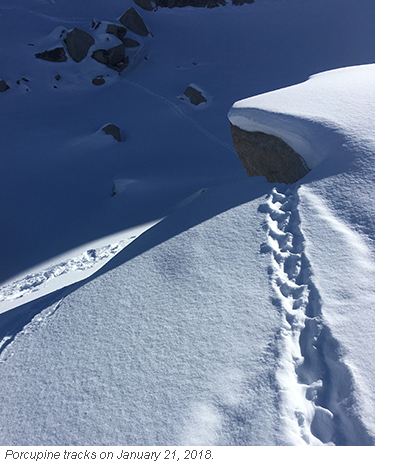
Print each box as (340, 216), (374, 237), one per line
(258, 186), (374, 446)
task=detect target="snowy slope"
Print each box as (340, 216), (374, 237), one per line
(229, 64), (375, 444)
(0, 1), (374, 446)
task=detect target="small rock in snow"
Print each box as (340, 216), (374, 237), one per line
(101, 124), (122, 142)
(35, 47), (67, 62)
(0, 80), (10, 92)
(92, 76), (106, 86)
(183, 86), (207, 105)
(121, 37), (141, 48)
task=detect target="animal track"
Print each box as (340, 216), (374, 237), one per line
(259, 186), (373, 445)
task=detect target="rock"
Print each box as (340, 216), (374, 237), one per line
(121, 37), (140, 48)
(0, 80), (10, 92)
(183, 86), (207, 105)
(134, 0), (155, 10)
(230, 124), (310, 184)
(64, 28), (95, 62)
(154, 0), (226, 7)
(106, 24), (128, 39)
(101, 124), (122, 142)
(92, 76), (106, 86)
(119, 7), (150, 36)
(35, 47), (67, 62)
(91, 44), (129, 71)
(91, 19), (102, 30)
(54, 74), (61, 81)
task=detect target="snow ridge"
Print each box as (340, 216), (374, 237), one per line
(259, 187), (374, 446)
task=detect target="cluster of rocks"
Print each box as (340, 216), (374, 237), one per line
(34, 7), (149, 74)
(230, 124), (310, 184)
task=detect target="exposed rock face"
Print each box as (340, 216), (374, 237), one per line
(134, 0), (155, 10)
(64, 28), (95, 62)
(119, 7), (150, 36)
(183, 86), (207, 105)
(91, 44), (129, 71)
(101, 124), (122, 142)
(106, 24), (128, 39)
(0, 80), (10, 92)
(35, 47), (67, 62)
(230, 124), (310, 184)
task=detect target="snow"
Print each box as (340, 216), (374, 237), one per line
(228, 65), (375, 170)
(0, 0), (375, 450)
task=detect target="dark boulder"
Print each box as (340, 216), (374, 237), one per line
(92, 76), (106, 86)
(183, 86), (207, 105)
(0, 80), (10, 92)
(121, 37), (140, 48)
(64, 28), (95, 62)
(91, 44), (129, 71)
(106, 24), (128, 39)
(101, 124), (122, 142)
(119, 7), (150, 36)
(230, 124), (310, 184)
(35, 47), (67, 62)
(134, 0), (155, 10)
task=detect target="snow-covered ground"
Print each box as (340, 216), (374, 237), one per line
(0, 0), (375, 449)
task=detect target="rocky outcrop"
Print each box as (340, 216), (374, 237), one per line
(182, 85), (207, 105)
(64, 28), (95, 62)
(101, 124), (122, 142)
(0, 80), (10, 92)
(120, 7), (150, 36)
(230, 124), (310, 184)
(35, 47), (67, 62)
(91, 44), (129, 71)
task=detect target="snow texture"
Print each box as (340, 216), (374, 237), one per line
(0, 0), (374, 446)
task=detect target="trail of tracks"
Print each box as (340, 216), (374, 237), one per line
(259, 186), (373, 446)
